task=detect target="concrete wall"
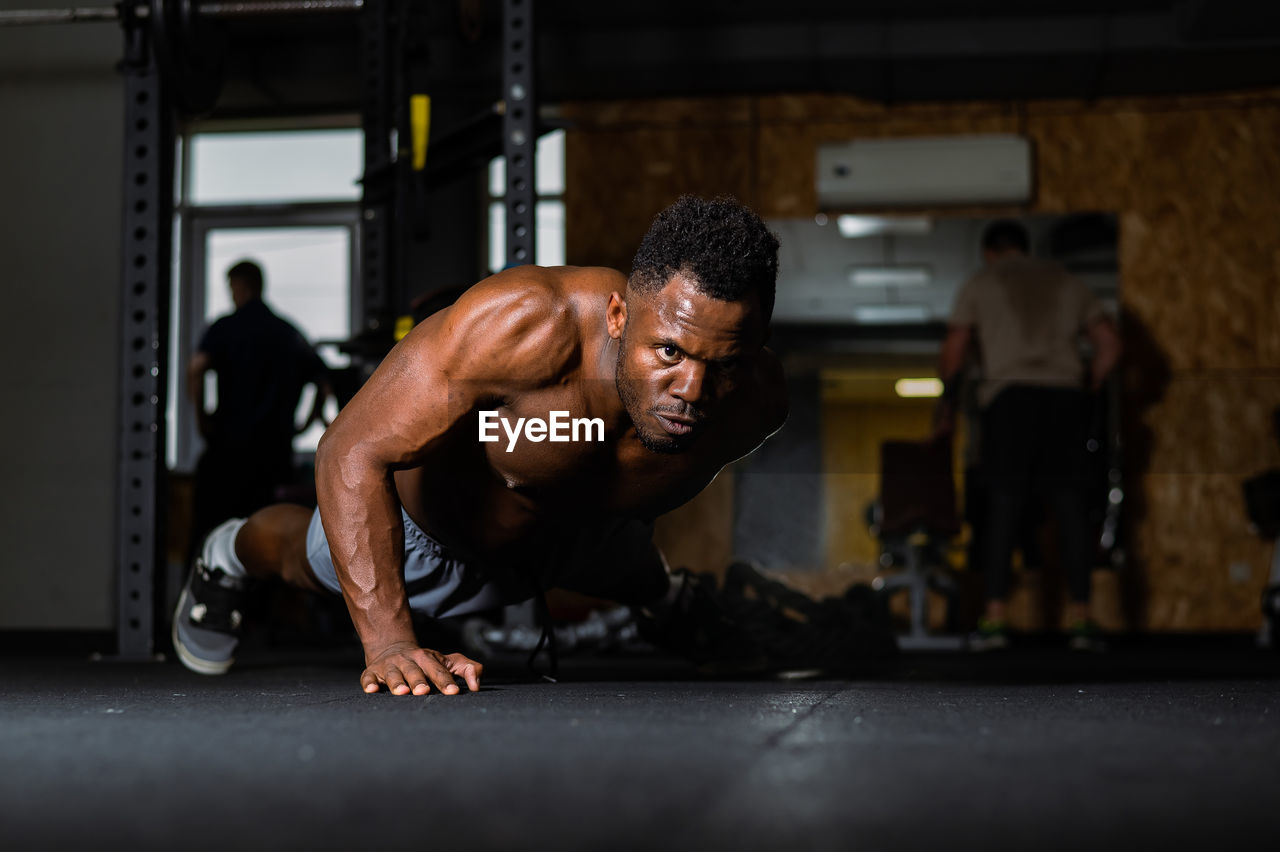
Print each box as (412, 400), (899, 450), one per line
(0, 4), (123, 628)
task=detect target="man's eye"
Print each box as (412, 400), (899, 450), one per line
(657, 345), (681, 363)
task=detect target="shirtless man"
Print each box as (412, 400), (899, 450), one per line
(172, 195), (787, 695)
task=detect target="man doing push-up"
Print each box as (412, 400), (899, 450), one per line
(173, 195), (787, 695)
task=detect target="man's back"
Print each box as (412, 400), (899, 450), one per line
(952, 255), (1102, 406)
(199, 299), (323, 453)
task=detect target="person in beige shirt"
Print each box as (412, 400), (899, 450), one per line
(937, 219), (1121, 651)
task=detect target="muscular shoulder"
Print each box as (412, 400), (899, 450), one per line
(407, 266), (586, 388)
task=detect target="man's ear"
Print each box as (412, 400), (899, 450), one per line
(606, 292), (627, 340)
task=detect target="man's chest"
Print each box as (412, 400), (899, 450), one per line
(475, 397), (710, 517)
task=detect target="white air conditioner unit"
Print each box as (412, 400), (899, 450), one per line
(817, 134), (1032, 207)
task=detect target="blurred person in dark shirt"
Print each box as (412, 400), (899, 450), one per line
(187, 259), (331, 549)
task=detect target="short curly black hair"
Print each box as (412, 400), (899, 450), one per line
(629, 195), (780, 323)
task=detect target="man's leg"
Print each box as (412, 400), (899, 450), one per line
(235, 504), (324, 593)
(1046, 486), (1092, 618)
(188, 447), (235, 565)
(173, 503), (327, 674)
(973, 389), (1033, 649)
(1038, 388), (1104, 649)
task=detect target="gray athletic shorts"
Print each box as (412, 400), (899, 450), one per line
(305, 507), (668, 618)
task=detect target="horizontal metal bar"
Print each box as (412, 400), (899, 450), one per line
(0, 0), (362, 27)
(200, 0), (364, 17)
(0, 7), (123, 25)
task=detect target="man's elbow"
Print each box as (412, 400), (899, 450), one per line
(938, 326), (972, 379)
(314, 429), (354, 489)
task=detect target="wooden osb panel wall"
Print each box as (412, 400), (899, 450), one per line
(820, 399), (938, 571)
(562, 90), (1280, 631)
(564, 98), (757, 270)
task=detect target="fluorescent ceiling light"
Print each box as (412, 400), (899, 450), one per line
(895, 378), (944, 398)
(836, 215), (933, 238)
(853, 304), (930, 324)
(848, 265), (933, 287)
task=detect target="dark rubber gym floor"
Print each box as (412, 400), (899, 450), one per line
(2, 640), (1278, 852)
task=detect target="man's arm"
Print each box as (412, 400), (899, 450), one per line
(938, 324), (972, 385)
(296, 379), (332, 435)
(1085, 316), (1122, 391)
(294, 335), (334, 435)
(934, 324), (973, 437)
(297, 360), (335, 436)
(314, 270), (578, 695)
(187, 351), (213, 439)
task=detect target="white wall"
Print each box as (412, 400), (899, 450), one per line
(0, 3), (123, 628)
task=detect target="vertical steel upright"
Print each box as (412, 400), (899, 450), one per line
(115, 9), (173, 659)
(502, 0), (536, 268)
(360, 0), (393, 335)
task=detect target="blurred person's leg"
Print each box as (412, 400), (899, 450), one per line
(974, 389), (1034, 646)
(1038, 388), (1105, 650)
(189, 444), (239, 565)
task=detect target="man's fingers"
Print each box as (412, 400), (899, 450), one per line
(412, 653), (458, 695)
(361, 648), (479, 696)
(381, 667), (413, 696)
(360, 665), (422, 695)
(446, 654), (484, 692)
(398, 660), (432, 696)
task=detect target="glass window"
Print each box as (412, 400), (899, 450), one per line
(536, 200), (566, 267)
(170, 126), (362, 472)
(488, 130), (565, 272)
(487, 130), (565, 198)
(188, 129), (363, 205)
(201, 227), (351, 453)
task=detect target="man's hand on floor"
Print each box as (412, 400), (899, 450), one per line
(361, 641), (483, 696)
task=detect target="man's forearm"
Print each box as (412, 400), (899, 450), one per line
(937, 325), (972, 385)
(315, 444), (416, 656)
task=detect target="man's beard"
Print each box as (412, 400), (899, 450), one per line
(615, 331), (697, 455)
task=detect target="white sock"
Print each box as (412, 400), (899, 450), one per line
(202, 517), (248, 578)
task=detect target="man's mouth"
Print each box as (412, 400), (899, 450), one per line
(653, 412), (696, 436)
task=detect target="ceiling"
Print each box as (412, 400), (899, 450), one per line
(207, 0), (1280, 118)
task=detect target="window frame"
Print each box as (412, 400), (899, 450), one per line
(487, 129), (566, 273)
(169, 122), (364, 473)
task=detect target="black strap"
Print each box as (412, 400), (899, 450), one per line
(526, 590), (559, 683)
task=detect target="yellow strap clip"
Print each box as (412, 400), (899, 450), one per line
(411, 94), (431, 171)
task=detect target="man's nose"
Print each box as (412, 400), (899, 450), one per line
(670, 360), (708, 406)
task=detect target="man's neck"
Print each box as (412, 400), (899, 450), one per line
(586, 333), (630, 433)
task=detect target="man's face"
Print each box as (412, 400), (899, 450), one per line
(229, 277), (253, 310)
(612, 273), (765, 454)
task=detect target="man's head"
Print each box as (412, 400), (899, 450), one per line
(981, 219), (1030, 265)
(609, 195), (780, 454)
(227, 259), (265, 309)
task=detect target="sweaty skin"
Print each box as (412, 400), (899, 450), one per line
(314, 265), (787, 696)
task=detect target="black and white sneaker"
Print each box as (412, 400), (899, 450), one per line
(172, 557), (248, 675)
